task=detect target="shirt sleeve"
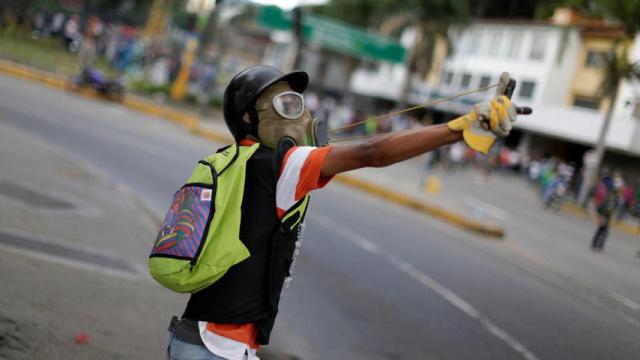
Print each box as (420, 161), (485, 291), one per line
(276, 146), (333, 217)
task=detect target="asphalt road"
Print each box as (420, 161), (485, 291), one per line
(2, 73), (640, 359)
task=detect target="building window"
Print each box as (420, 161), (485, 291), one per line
(529, 33), (547, 61)
(468, 31), (480, 55)
(481, 30), (499, 56)
(507, 32), (523, 59)
(519, 81), (536, 99)
(479, 75), (491, 88)
(444, 71), (454, 85)
(573, 96), (601, 110)
(457, 32), (471, 54)
(585, 50), (607, 68)
(460, 73), (472, 89)
(488, 31), (503, 55)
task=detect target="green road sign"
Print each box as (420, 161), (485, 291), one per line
(257, 5), (407, 64)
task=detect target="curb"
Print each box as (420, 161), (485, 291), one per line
(334, 174), (504, 239)
(190, 124), (234, 143)
(0, 60), (68, 89)
(0, 59), (200, 128)
(0, 59), (504, 239)
(562, 202), (640, 236)
(123, 97), (199, 128)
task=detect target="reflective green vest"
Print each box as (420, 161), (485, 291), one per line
(148, 143), (310, 299)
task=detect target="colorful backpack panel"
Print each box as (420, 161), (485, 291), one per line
(148, 143), (260, 293)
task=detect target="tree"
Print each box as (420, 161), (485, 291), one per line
(313, 0), (393, 28)
(318, 0), (471, 103)
(379, 1), (471, 106)
(594, 0), (640, 37)
(576, 0), (640, 205)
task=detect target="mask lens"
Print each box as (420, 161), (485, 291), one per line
(272, 92), (304, 119)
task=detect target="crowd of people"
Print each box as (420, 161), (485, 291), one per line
(326, 105), (640, 229)
(29, 10), (202, 90)
(30, 11), (145, 71)
(526, 158), (639, 224)
(422, 140), (640, 223)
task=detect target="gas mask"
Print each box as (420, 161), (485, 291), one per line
(254, 82), (327, 152)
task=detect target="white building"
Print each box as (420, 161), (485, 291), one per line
(348, 10), (640, 161)
(442, 19), (640, 157)
(349, 28), (415, 102)
(612, 33), (640, 155)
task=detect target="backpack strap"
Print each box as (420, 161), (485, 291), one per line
(218, 144), (240, 176)
(200, 143), (241, 177)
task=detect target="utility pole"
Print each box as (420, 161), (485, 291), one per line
(577, 46), (624, 206)
(284, 6), (304, 72)
(196, 0), (225, 111)
(198, 0), (223, 59)
(171, 0), (222, 103)
(398, 25), (421, 107)
(577, 84), (619, 206)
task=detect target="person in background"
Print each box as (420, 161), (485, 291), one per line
(591, 174), (617, 251)
(617, 182), (634, 220)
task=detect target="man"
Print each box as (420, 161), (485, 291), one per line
(591, 174), (618, 251)
(166, 65), (516, 360)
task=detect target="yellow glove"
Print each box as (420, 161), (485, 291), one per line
(447, 96), (516, 154)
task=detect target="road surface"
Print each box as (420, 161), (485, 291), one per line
(1, 73), (640, 359)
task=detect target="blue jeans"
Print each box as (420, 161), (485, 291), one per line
(167, 332), (248, 360)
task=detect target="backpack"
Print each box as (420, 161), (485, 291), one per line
(148, 143), (260, 293)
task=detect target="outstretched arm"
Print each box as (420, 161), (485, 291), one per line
(320, 124), (461, 177)
(320, 95), (517, 178)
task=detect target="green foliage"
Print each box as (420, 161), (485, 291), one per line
(393, 0), (470, 24)
(209, 95), (223, 109)
(533, 0), (593, 19)
(315, 0), (566, 26)
(0, 30), (114, 77)
(313, 0), (393, 28)
(599, 44), (640, 96)
(184, 92), (199, 104)
(130, 81), (172, 96)
(10, 0), (157, 26)
(582, 0), (640, 99)
(594, 0), (640, 36)
(314, 0), (471, 29)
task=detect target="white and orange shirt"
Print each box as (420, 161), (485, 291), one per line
(199, 142), (333, 360)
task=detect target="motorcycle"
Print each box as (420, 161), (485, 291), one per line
(70, 67), (125, 102)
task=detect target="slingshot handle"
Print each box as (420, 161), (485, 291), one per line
(496, 72), (532, 116)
